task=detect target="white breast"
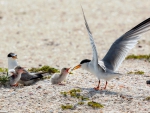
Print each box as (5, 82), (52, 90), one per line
(8, 58), (18, 70)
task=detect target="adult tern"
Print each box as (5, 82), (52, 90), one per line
(72, 7), (150, 90)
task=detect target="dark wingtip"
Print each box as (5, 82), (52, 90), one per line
(30, 74), (43, 80)
(131, 18), (150, 31)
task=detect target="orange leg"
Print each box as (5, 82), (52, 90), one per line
(11, 83), (18, 87)
(94, 80), (100, 90)
(101, 81), (108, 90)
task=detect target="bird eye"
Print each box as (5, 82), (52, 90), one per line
(18, 67), (22, 69)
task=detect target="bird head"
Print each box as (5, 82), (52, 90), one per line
(7, 53), (17, 60)
(61, 68), (70, 75)
(72, 59), (91, 71)
(14, 66), (25, 74)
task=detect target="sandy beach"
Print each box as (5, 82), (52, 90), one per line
(0, 0), (150, 112)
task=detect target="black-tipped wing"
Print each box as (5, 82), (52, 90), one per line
(103, 18), (150, 71)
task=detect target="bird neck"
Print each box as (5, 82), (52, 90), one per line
(61, 72), (68, 76)
(81, 62), (90, 70)
(83, 62), (96, 74)
(8, 58), (18, 70)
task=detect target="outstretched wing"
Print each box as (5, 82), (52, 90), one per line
(81, 6), (98, 65)
(103, 18), (150, 71)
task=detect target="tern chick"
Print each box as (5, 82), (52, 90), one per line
(9, 66), (24, 86)
(50, 68), (70, 84)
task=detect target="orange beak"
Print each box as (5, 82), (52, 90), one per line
(72, 64), (81, 71)
(12, 56), (17, 59)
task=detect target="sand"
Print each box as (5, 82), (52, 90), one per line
(0, 0), (150, 112)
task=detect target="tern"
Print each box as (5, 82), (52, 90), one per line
(50, 68), (70, 84)
(8, 53), (18, 70)
(9, 66), (25, 86)
(72, 7), (150, 90)
(7, 53), (47, 86)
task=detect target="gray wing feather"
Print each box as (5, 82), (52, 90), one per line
(98, 61), (106, 72)
(21, 72), (35, 81)
(81, 6), (98, 65)
(20, 69), (39, 81)
(103, 18), (150, 71)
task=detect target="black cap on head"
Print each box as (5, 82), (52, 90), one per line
(7, 53), (17, 57)
(80, 59), (91, 64)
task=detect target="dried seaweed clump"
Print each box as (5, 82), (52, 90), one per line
(60, 91), (67, 97)
(28, 65), (60, 74)
(69, 89), (89, 100)
(60, 89), (85, 99)
(88, 101), (104, 109)
(0, 75), (9, 85)
(69, 89), (81, 98)
(126, 54), (150, 60)
(78, 101), (84, 105)
(61, 104), (74, 110)
(60, 89), (103, 110)
(127, 71), (144, 75)
(143, 96), (150, 101)
(0, 68), (8, 72)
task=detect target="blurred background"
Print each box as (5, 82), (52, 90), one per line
(0, 0), (150, 69)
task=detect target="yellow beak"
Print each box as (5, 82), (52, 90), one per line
(72, 64), (81, 71)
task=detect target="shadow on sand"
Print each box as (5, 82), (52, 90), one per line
(81, 87), (120, 97)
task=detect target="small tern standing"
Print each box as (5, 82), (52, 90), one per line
(72, 7), (150, 90)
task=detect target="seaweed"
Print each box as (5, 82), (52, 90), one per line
(127, 71), (144, 75)
(60, 92), (67, 97)
(134, 71), (144, 75)
(60, 90), (103, 110)
(126, 54), (150, 60)
(80, 96), (89, 101)
(0, 75), (9, 85)
(61, 104), (74, 110)
(143, 96), (150, 101)
(69, 89), (81, 98)
(0, 68), (8, 72)
(88, 101), (104, 109)
(28, 65), (60, 74)
(78, 101), (84, 105)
